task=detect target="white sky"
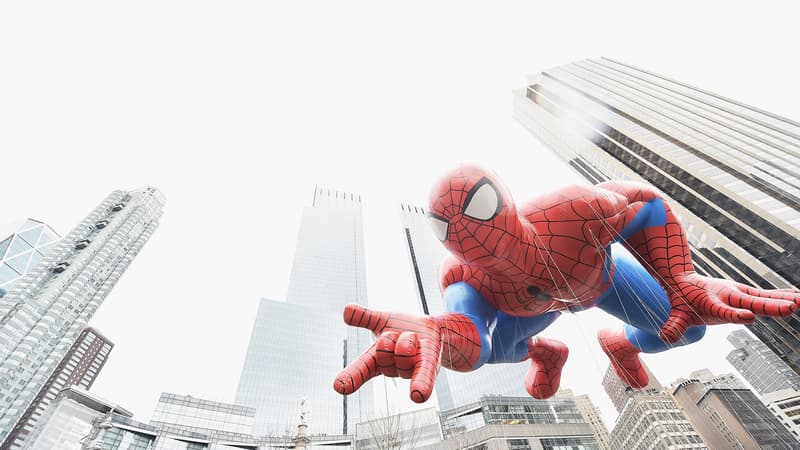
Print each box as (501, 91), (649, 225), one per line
(1, 0), (798, 431)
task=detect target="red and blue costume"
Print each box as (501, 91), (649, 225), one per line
(334, 165), (800, 402)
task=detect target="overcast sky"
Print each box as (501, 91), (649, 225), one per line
(2, 1), (798, 430)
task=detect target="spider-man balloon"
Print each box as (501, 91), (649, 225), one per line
(334, 165), (800, 402)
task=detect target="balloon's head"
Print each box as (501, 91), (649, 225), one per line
(427, 164), (522, 264)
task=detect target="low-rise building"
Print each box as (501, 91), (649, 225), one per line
(354, 407), (441, 450)
(438, 394), (599, 450)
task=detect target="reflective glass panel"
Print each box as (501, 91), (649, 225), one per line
(0, 263), (20, 285)
(18, 226), (42, 247)
(5, 252), (32, 274)
(0, 238), (10, 259)
(38, 228), (59, 245)
(7, 236), (32, 258)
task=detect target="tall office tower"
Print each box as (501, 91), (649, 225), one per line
(602, 362), (662, 413)
(398, 204), (531, 411)
(513, 57), (800, 373)
(236, 188), (373, 437)
(672, 377), (798, 448)
(0, 219), (60, 292)
(609, 390), (706, 450)
(0, 187), (164, 445)
(438, 394), (599, 450)
(574, 393), (611, 450)
(3, 327), (113, 450)
(762, 389), (800, 441)
(727, 329), (800, 395)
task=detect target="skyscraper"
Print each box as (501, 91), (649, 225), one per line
(236, 188), (373, 437)
(0, 219), (60, 292)
(574, 393), (611, 450)
(0, 187), (164, 445)
(727, 329), (800, 395)
(672, 376), (798, 448)
(398, 204), (532, 411)
(601, 362), (662, 413)
(513, 57), (800, 373)
(2, 327), (113, 450)
(762, 389), (800, 441)
(609, 390), (706, 450)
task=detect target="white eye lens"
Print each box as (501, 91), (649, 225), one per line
(428, 216), (449, 241)
(463, 182), (500, 220)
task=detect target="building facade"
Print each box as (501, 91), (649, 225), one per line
(21, 386), (133, 450)
(438, 394), (599, 450)
(398, 204), (532, 412)
(236, 188), (373, 437)
(354, 407), (441, 450)
(672, 378), (798, 449)
(29, 389), (351, 450)
(513, 57), (800, 373)
(601, 362), (662, 413)
(150, 393), (255, 438)
(2, 327), (113, 450)
(0, 187), (164, 446)
(762, 389), (800, 441)
(609, 390), (706, 450)
(573, 394), (611, 450)
(0, 219), (59, 293)
(727, 329), (800, 395)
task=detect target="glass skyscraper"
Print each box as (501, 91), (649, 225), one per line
(236, 188), (373, 437)
(398, 203), (531, 412)
(513, 57), (800, 373)
(0, 187), (164, 446)
(0, 219), (60, 293)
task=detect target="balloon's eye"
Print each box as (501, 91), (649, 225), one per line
(463, 178), (502, 221)
(427, 215), (449, 242)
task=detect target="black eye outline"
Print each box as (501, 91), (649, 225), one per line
(426, 213), (450, 242)
(462, 177), (503, 221)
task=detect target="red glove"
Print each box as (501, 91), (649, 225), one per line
(659, 273), (800, 343)
(333, 304), (481, 403)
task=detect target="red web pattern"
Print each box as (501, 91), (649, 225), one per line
(333, 304), (482, 403)
(335, 166), (800, 402)
(433, 175), (640, 317)
(599, 182), (800, 343)
(524, 337), (569, 399)
(598, 329), (649, 388)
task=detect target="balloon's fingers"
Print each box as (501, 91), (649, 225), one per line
(395, 331), (420, 380)
(736, 285), (800, 303)
(709, 302), (755, 323)
(333, 343), (379, 395)
(727, 291), (797, 317)
(410, 338), (441, 403)
(342, 303), (387, 333)
(376, 331), (399, 377)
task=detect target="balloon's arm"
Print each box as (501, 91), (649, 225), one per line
(595, 181), (694, 282)
(442, 281), (497, 371)
(333, 296), (490, 403)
